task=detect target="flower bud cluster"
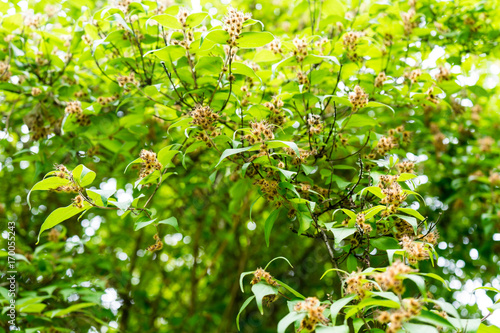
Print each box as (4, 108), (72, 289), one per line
(65, 101), (90, 126)
(349, 85), (368, 111)
(0, 61), (12, 82)
(402, 9), (417, 35)
(264, 97), (286, 126)
(376, 136), (397, 156)
(314, 37), (329, 56)
(292, 37), (308, 62)
(97, 94), (119, 106)
(294, 297), (329, 332)
(404, 68), (421, 83)
(379, 175), (407, 216)
(478, 137), (495, 152)
(307, 114), (323, 135)
(375, 72), (387, 88)
(177, 8), (189, 27)
(35, 51), (48, 66)
(377, 298), (421, 333)
(435, 65), (450, 82)
(297, 71), (309, 85)
(400, 235), (430, 263)
(356, 213), (372, 233)
(343, 31), (363, 61)
(139, 150), (162, 179)
(117, 72), (139, 87)
(269, 39), (283, 54)
(190, 104), (220, 131)
(396, 161), (414, 174)
(253, 179), (279, 201)
(345, 272), (374, 297)
(31, 87), (42, 96)
(24, 112), (50, 140)
(223, 7), (251, 47)
(245, 121), (274, 144)
(147, 234), (163, 252)
(72, 195), (85, 209)
(82, 34), (92, 45)
(433, 132), (446, 152)
(251, 268), (280, 287)
(373, 260), (414, 294)
(284, 147), (315, 166)
(24, 13), (43, 29)
(471, 104), (482, 122)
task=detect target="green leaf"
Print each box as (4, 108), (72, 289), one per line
(275, 167), (297, 180)
(394, 214), (418, 234)
(478, 324), (500, 333)
(345, 298), (400, 318)
(215, 146), (252, 167)
(251, 282), (279, 315)
(347, 254), (357, 272)
(158, 217), (179, 232)
(402, 323), (438, 333)
(149, 14), (182, 29)
(231, 62), (261, 82)
(402, 274), (426, 295)
(447, 319), (481, 332)
(239, 271), (255, 293)
(365, 101), (395, 113)
(340, 209), (357, 220)
(19, 303), (47, 313)
(28, 177), (73, 208)
(237, 31), (274, 48)
(474, 286), (500, 293)
(267, 140), (300, 156)
(397, 173), (417, 181)
(195, 56), (224, 75)
(302, 164), (318, 175)
(264, 256), (293, 270)
(371, 237), (400, 251)
(316, 326), (349, 333)
(125, 157), (143, 173)
(345, 114), (379, 128)
(44, 302), (96, 318)
(414, 310), (455, 329)
(321, 268), (348, 280)
(86, 189), (116, 207)
(397, 208), (425, 221)
(418, 273), (450, 291)
(236, 296), (255, 331)
(274, 279), (305, 299)
(369, 291), (400, 304)
(72, 164), (96, 187)
(265, 208), (281, 247)
(359, 186), (385, 199)
(146, 45), (186, 63)
(386, 249), (405, 263)
(277, 312), (307, 333)
(106, 13), (133, 33)
(488, 303), (500, 312)
(364, 205), (386, 220)
(204, 29), (230, 44)
(330, 295), (356, 323)
(329, 227), (357, 245)
(157, 147), (180, 168)
(134, 218), (157, 231)
(186, 12), (208, 27)
(37, 204), (90, 244)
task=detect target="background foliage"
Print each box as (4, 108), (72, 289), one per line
(1, 0), (500, 332)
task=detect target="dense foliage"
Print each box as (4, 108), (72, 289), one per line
(1, 0), (500, 332)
